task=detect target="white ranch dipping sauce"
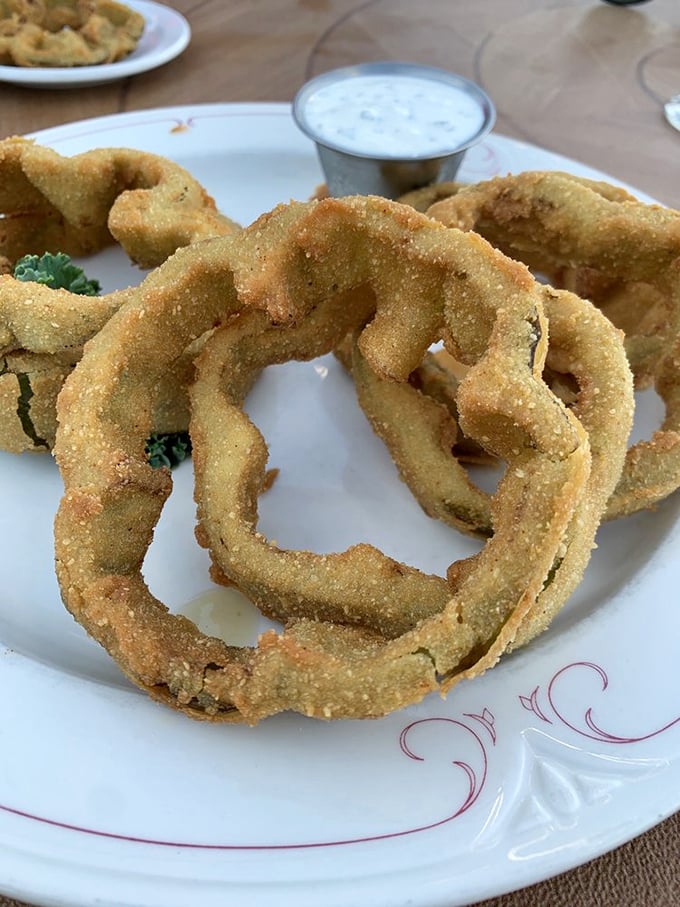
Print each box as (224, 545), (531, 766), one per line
(302, 73), (487, 158)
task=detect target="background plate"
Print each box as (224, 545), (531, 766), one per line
(0, 103), (677, 907)
(0, 1), (190, 89)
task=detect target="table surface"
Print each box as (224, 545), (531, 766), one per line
(1, 1), (679, 906)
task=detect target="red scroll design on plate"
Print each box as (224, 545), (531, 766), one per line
(461, 140), (502, 180)
(399, 711), (495, 821)
(0, 709), (496, 851)
(520, 661), (680, 744)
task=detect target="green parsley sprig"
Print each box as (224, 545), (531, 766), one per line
(14, 251), (101, 296)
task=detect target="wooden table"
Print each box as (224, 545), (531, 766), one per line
(1, 1), (679, 905)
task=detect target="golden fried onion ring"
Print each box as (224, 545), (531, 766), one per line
(54, 195), (590, 723)
(334, 287), (633, 646)
(0, 137), (239, 267)
(0, 137), (240, 452)
(338, 286), (633, 533)
(427, 171), (680, 519)
(191, 300), (453, 641)
(396, 181), (462, 213)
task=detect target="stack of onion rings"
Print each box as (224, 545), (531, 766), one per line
(53, 194), (623, 724)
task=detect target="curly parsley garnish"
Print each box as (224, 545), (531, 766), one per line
(14, 251), (101, 296)
(145, 432), (192, 470)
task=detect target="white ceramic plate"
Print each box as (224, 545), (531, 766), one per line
(0, 103), (678, 907)
(0, 0), (190, 88)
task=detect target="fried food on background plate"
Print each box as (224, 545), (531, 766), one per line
(0, 0), (145, 67)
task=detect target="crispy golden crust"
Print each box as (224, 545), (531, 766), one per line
(427, 170), (680, 518)
(54, 195), (591, 724)
(427, 171), (680, 375)
(0, 137), (240, 452)
(507, 288), (634, 646)
(0, 348), (79, 450)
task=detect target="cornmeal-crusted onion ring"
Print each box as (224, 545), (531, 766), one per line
(335, 287), (633, 646)
(427, 171), (680, 518)
(0, 137), (238, 267)
(190, 300), (452, 641)
(54, 195), (590, 724)
(0, 137), (239, 452)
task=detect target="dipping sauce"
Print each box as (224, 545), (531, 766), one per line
(293, 62), (495, 198)
(302, 73), (487, 159)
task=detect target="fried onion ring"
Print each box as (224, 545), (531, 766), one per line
(54, 195), (591, 723)
(427, 171), (680, 518)
(191, 300), (454, 641)
(0, 137), (238, 266)
(0, 137), (240, 452)
(334, 287), (633, 643)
